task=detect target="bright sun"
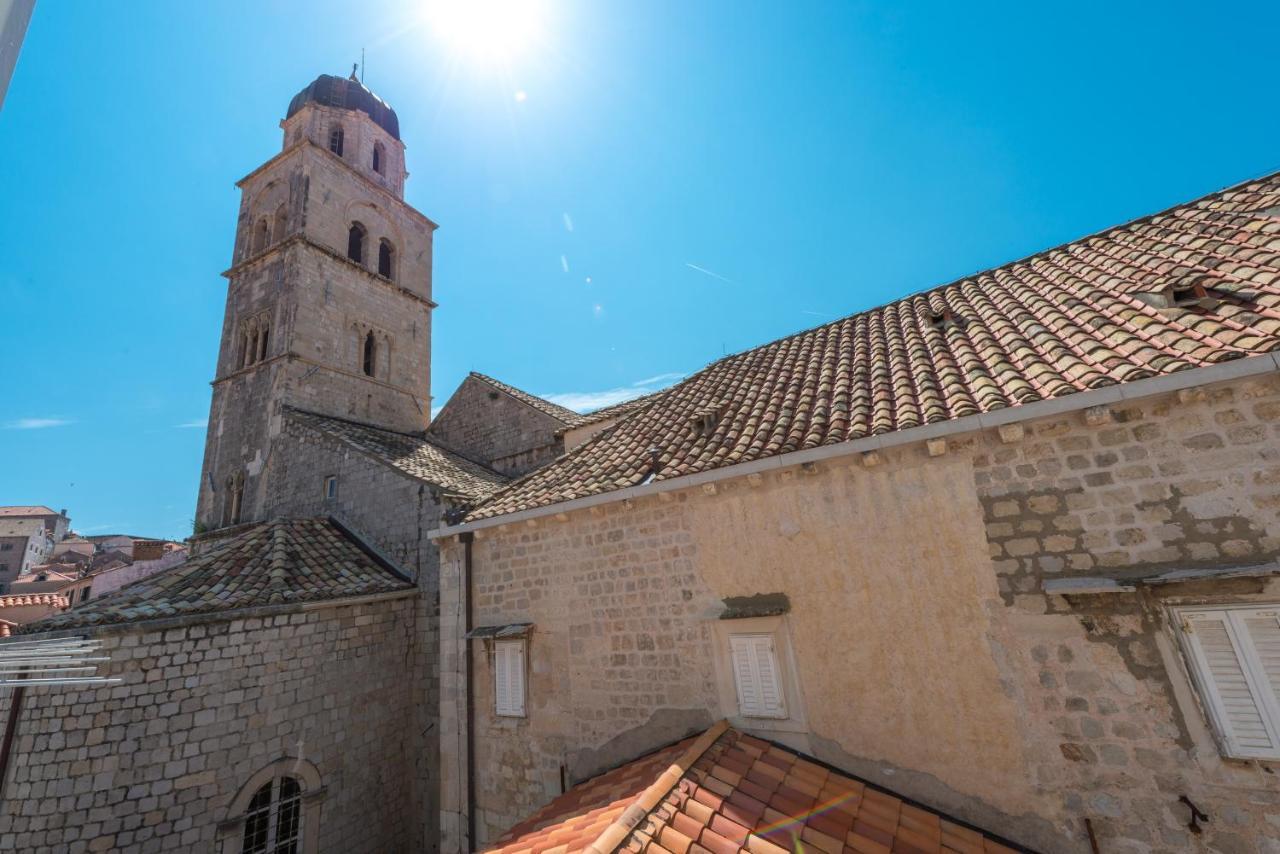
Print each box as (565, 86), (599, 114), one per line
(423, 0), (547, 62)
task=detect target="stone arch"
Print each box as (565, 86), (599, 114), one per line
(217, 756), (325, 854)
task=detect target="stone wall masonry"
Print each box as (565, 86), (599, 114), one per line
(427, 376), (565, 477)
(439, 374), (1280, 854)
(0, 596), (420, 853)
(266, 414), (445, 850)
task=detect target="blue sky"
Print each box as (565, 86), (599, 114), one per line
(2, 1), (1279, 540)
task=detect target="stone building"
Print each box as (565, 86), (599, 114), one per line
(6, 69), (1280, 854)
(431, 173), (1280, 852)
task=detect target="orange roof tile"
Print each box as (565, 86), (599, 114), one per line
(483, 725), (1033, 854)
(466, 172), (1280, 521)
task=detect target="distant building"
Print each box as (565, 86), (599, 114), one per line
(0, 506), (70, 583)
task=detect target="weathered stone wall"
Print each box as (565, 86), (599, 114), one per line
(427, 376), (565, 477)
(439, 374), (1280, 853)
(265, 413), (445, 850)
(0, 595), (420, 853)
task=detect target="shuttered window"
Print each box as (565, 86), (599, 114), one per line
(1178, 607), (1280, 759)
(729, 634), (787, 719)
(494, 640), (526, 718)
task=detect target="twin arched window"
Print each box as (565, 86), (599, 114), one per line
(328, 125), (344, 157)
(249, 206), (287, 258)
(347, 222), (397, 282)
(239, 315), (270, 369)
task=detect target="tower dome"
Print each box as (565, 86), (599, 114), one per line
(286, 71), (400, 140)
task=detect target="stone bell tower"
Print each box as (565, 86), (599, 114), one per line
(195, 71), (437, 531)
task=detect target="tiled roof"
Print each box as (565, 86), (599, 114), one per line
(0, 506), (60, 518)
(0, 594), (68, 609)
(570, 391), (666, 431)
(484, 723), (1026, 854)
(471, 372), (590, 427)
(0, 619), (16, 638)
(467, 172), (1280, 521)
(23, 518), (413, 632)
(288, 409), (509, 500)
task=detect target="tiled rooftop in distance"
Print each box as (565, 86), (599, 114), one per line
(483, 724), (1028, 854)
(466, 172), (1280, 521)
(471, 372), (591, 427)
(288, 409), (509, 500)
(24, 518), (413, 632)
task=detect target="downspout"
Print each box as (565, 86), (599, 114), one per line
(0, 670), (28, 799)
(461, 531), (476, 851)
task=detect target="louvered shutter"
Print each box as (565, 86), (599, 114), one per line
(1181, 608), (1280, 759)
(495, 640), (526, 717)
(730, 635), (786, 719)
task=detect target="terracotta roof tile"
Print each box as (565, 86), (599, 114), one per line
(23, 518), (413, 632)
(288, 409), (509, 500)
(467, 173), (1280, 522)
(568, 391), (668, 432)
(471, 373), (590, 427)
(0, 594), (68, 609)
(483, 726), (1033, 854)
(0, 506), (60, 517)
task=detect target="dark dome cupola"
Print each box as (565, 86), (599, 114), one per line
(286, 70), (400, 140)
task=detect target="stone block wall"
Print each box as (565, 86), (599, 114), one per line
(438, 374), (1280, 854)
(0, 595), (420, 853)
(427, 376), (566, 477)
(266, 413), (444, 849)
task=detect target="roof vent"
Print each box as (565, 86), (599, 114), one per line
(690, 406), (722, 439)
(928, 308), (965, 331)
(1134, 280), (1239, 312)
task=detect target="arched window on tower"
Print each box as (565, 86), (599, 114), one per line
(252, 218), (269, 254)
(372, 142), (385, 175)
(362, 331), (376, 377)
(224, 473), (245, 527)
(378, 239), (395, 279)
(272, 204), (286, 243)
(329, 126), (344, 157)
(249, 325), (260, 366)
(258, 321), (270, 362)
(347, 222), (366, 264)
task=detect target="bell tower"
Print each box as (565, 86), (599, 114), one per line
(195, 71), (437, 531)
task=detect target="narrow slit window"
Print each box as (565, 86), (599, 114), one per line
(372, 142), (384, 174)
(258, 324), (269, 361)
(329, 126), (344, 157)
(378, 240), (394, 279)
(362, 331), (376, 377)
(347, 222), (366, 264)
(324, 475), (337, 500)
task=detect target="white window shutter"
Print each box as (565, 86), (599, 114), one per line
(495, 640), (526, 717)
(1181, 608), (1280, 758)
(730, 635), (786, 719)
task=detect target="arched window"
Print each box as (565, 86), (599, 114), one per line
(242, 776), (302, 854)
(252, 218), (269, 254)
(372, 142), (384, 175)
(362, 331), (376, 377)
(272, 204), (286, 243)
(248, 326), (260, 366)
(347, 222), (366, 264)
(378, 239), (394, 279)
(240, 329), (252, 369)
(328, 126), (344, 157)
(258, 323), (270, 362)
(220, 758), (322, 854)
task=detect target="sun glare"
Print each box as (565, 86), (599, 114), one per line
(424, 0), (547, 62)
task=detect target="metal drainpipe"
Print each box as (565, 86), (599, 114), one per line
(461, 531), (476, 851)
(0, 669), (28, 800)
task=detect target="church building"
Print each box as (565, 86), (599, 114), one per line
(4, 72), (1280, 854)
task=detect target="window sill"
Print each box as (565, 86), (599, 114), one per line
(1043, 563), (1280, 597)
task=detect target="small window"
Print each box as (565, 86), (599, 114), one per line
(372, 142), (384, 174)
(347, 222), (366, 264)
(328, 126), (344, 157)
(324, 476), (338, 500)
(378, 239), (394, 279)
(1177, 606), (1280, 759)
(0, 543), (10, 551)
(242, 775), (303, 854)
(494, 639), (526, 717)
(729, 634), (787, 719)
(252, 218), (269, 254)
(362, 331), (376, 377)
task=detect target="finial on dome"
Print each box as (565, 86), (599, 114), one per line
(350, 62), (359, 81)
